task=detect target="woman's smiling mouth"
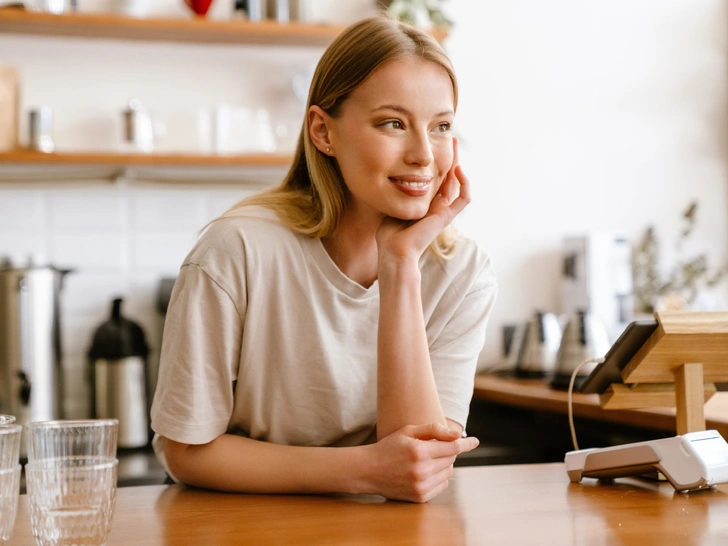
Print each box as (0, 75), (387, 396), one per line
(389, 175), (433, 196)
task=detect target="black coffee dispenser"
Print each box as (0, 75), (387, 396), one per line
(88, 298), (150, 449)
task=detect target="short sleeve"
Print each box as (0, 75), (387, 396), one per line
(150, 262), (243, 445)
(430, 256), (498, 429)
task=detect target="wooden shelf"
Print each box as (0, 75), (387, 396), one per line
(0, 150), (292, 183)
(0, 9), (347, 46)
(0, 150), (292, 166)
(0, 9), (449, 46)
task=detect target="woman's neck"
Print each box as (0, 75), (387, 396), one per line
(322, 211), (381, 289)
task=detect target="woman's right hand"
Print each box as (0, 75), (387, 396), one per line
(375, 137), (470, 265)
(362, 423), (479, 503)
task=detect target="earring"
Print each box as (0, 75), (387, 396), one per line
(326, 147), (331, 153)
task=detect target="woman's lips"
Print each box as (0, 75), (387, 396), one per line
(389, 176), (432, 197)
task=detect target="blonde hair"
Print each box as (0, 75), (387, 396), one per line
(217, 15), (460, 259)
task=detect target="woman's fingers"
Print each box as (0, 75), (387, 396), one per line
(413, 463), (455, 503)
(438, 137), (459, 202)
(409, 422), (461, 442)
(431, 165), (470, 220)
(450, 164), (471, 209)
(434, 140), (469, 212)
(449, 136), (459, 181)
(428, 436), (479, 459)
(426, 462), (456, 490)
(407, 423), (480, 459)
(370, 424), (476, 503)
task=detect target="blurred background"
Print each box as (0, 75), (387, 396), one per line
(0, 0), (726, 427)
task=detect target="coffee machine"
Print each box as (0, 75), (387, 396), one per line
(561, 233), (634, 342)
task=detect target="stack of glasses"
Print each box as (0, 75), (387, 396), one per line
(24, 419), (120, 546)
(0, 415), (22, 542)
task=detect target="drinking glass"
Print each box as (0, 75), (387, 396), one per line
(0, 464), (21, 541)
(25, 457), (118, 546)
(0, 424), (22, 471)
(25, 420), (118, 462)
(23, 420), (119, 545)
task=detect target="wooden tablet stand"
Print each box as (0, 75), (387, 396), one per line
(599, 311), (728, 435)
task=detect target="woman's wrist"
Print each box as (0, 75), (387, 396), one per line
(338, 444), (376, 495)
(377, 252), (421, 285)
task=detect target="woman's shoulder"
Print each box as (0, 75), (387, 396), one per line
(185, 205), (300, 266)
(206, 205), (288, 235)
(424, 235), (497, 291)
(452, 235), (491, 265)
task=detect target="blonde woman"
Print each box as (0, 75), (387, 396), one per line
(151, 15), (497, 503)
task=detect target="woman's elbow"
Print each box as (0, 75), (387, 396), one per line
(161, 435), (235, 492)
(161, 436), (196, 484)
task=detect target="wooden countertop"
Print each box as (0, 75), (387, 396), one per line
(10, 463), (728, 544)
(473, 373), (728, 439)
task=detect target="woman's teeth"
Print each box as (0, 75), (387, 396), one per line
(393, 179), (429, 187)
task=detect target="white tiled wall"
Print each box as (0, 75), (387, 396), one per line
(0, 182), (262, 418)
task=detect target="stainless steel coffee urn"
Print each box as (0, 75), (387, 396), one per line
(0, 257), (70, 430)
(88, 298), (150, 449)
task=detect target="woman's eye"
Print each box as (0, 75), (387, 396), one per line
(381, 120), (403, 129)
(435, 123), (452, 133)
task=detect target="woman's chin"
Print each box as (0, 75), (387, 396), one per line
(388, 205), (429, 222)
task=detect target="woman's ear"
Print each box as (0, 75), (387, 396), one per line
(308, 105), (334, 155)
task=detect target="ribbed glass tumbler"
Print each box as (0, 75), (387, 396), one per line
(24, 420), (118, 462)
(24, 420), (119, 546)
(0, 422), (21, 542)
(0, 464), (21, 541)
(25, 457), (118, 546)
(0, 424), (21, 472)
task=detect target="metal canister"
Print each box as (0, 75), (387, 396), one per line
(0, 257), (71, 454)
(246, 0), (266, 21)
(28, 107), (55, 153)
(270, 0), (289, 23)
(290, 0), (311, 22)
(121, 98), (155, 153)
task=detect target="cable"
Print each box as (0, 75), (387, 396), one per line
(567, 357), (605, 451)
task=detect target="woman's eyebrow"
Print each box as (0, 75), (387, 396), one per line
(371, 105), (454, 117)
(371, 104), (410, 115)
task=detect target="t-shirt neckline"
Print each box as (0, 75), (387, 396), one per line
(303, 237), (380, 300)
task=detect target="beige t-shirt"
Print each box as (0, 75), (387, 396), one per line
(151, 207), (497, 470)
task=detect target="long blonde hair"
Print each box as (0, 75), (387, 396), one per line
(218, 15), (460, 258)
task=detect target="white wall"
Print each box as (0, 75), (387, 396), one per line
(1, 0), (726, 416)
(445, 1), (728, 368)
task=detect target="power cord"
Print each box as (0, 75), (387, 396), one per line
(567, 357), (605, 451)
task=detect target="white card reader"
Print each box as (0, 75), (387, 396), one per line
(565, 430), (728, 492)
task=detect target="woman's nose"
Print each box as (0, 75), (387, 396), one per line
(404, 130), (434, 166)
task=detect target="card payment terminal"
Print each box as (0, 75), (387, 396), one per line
(565, 430), (728, 492)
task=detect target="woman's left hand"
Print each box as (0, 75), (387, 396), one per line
(376, 137), (471, 263)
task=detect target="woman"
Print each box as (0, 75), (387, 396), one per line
(151, 15), (497, 503)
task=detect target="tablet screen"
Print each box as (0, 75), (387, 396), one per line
(579, 319), (659, 394)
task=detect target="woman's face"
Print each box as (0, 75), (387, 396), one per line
(324, 58), (455, 224)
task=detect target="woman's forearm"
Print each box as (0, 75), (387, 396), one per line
(376, 255), (447, 440)
(162, 423), (478, 503)
(162, 434), (372, 495)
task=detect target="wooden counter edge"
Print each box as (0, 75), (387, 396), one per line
(472, 374), (728, 439)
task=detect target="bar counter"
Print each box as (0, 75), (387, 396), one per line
(11, 463), (728, 545)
